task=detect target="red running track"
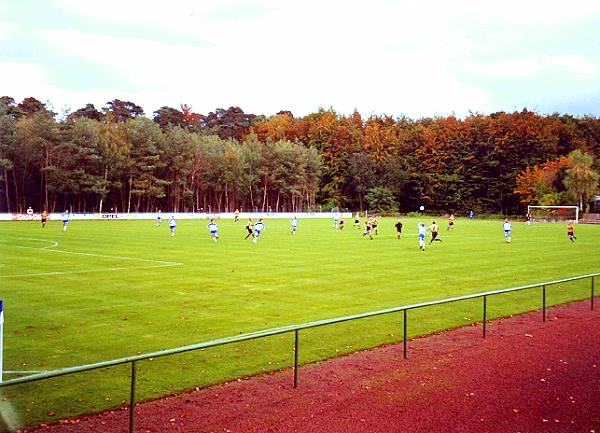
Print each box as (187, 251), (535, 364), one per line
(26, 300), (600, 433)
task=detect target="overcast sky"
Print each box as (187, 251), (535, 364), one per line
(1, 0), (599, 119)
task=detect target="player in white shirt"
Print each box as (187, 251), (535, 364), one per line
(207, 219), (219, 242)
(61, 210), (70, 231)
(156, 210), (162, 227)
(417, 223), (427, 251)
(332, 212), (340, 229)
(253, 219), (265, 243)
(503, 218), (512, 243)
(291, 216), (298, 235)
(169, 216), (176, 237)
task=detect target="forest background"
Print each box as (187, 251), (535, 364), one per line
(0, 96), (598, 215)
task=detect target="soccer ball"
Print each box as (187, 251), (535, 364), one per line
(419, 205), (425, 211)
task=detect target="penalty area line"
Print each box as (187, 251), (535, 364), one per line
(0, 263), (182, 279)
(0, 238), (182, 268)
(41, 248), (181, 266)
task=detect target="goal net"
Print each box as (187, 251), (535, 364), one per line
(527, 206), (579, 223)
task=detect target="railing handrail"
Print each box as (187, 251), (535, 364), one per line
(2, 272), (599, 388)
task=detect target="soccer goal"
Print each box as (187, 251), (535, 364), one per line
(527, 205), (579, 223)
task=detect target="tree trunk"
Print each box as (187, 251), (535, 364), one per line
(12, 169), (20, 213)
(262, 181), (268, 212)
(127, 176), (132, 213)
(99, 166), (108, 213)
(44, 144), (50, 211)
(119, 187), (125, 213)
(40, 167), (44, 211)
(217, 192), (223, 213)
(4, 169), (10, 212)
(173, 173), (179, 212)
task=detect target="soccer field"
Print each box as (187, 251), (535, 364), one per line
(1, 216), (599, 428)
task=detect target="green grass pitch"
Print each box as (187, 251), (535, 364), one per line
(1, 216), (599, 428)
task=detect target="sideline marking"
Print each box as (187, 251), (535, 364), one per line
(0, 239), (183, 278)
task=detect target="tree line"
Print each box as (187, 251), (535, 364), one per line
(0, 96), (599, 214)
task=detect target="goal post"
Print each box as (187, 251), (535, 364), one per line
(527, 205), (579, 223)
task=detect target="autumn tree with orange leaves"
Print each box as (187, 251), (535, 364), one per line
(2, 94), (600, 214)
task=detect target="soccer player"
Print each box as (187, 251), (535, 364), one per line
(447, 213), (455, 231)
(339, 216), (345, 230)
(244, 218), (254, 239)
(41, 210), (48, 228)
(372, 216), (379, 235)
(354, 212), (360, 229)
(332, 211), (340, 229)
(26, 206), (34, 220)
(207, 218), (219, 242)
(61, 210), (70, 231)
(234, 209), (240, 223)
(156, 210), (162, 227)
(525, 213), (531, 225)
(252, 219), (265, 243)
(503, 218), (512, 243)
(169, 215), (176, 237)
(567, 220), (576, 242)
(362, 219), (373, 240)
(417, 223), (427, 251)
(395, 219), (403, 239)
(429, 221), (442, 244)
(291, 216), (298, 235)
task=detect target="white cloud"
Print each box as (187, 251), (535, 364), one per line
(0, 20), (17, 40)
(546, 55), (598, 79)
(4, 0), (600, 117)
(41, 24), (492, 118)
(0, 61), (47, 95)
(467, 54), (598, 81)
(0, 60), (121, 115)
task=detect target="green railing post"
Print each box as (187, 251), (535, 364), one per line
(482, 295), (487, 338)
(542, 285), (546, 322)
(592, 276), (595, 311)
(293, 330), (299, 388)
(129, 361), (136, 433)
(403, 309), (408, 359)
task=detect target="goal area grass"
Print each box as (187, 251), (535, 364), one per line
(1, 217), (599, 428)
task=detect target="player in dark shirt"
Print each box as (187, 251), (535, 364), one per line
(244, 218), (254, 239)
(395, 219), (403, 239)
(567, 221), (576, 242)
(362, 220), (373, 240)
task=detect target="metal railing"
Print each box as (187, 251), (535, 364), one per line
(1, 273), (597, 432)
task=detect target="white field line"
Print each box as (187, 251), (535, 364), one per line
(3, 370), (49, 374)
(2, 264), (181, 278)
(0, 239), (182, 278)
